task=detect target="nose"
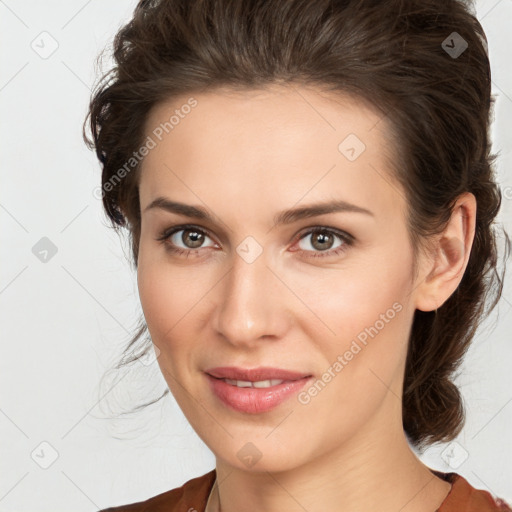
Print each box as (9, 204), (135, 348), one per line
(212, 246), (291, 348)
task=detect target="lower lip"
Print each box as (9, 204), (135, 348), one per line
(205, 374), (312, 414)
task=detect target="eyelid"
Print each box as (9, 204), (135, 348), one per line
(293, 224), (354, 244)
(156, 223), (219, 246)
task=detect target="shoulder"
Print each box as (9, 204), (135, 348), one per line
(434, 470), (512, 512)
(98, 469), (216, 512)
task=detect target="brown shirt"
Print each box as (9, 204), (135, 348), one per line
(98, 468), (512, 512)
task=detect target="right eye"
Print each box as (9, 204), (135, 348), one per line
(156, 224), (218, 257)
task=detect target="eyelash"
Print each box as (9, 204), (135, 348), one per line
(155, 223), (354, 260)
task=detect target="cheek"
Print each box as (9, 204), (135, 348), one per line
(137, 248), (185, 345)
(298, 274), (412, 435)
(137, 263), (168, 334)
(136, 249), (213, 354)
(307, 257), (411, 341)
(137, 261), (198, 403)
(303, 247), (414, 388)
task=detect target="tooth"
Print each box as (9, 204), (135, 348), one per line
(222, 378), (286, 388)
(252, 379), (271, 388)
(235, 380), (253, 387)
(253, 379), (284, 388)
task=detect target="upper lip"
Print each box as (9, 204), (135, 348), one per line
(205, 366), (312, 382)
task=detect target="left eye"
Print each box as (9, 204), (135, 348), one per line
(297, 228), (344, 252)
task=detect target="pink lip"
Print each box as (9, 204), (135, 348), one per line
(205, 366), (310, 381)
(205, 367), (313, 414)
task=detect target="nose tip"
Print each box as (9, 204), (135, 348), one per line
(212, 255), (290, 348)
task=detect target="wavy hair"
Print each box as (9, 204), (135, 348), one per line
(83, 0), (510, 449)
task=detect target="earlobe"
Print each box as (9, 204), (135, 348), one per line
(414, 192), (477, 313)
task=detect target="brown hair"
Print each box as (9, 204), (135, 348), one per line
(84, 0), (510, 450)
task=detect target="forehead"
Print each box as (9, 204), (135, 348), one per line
(142, 84), (389, 158)
(138, 84), (404, 226)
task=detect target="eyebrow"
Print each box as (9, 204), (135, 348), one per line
(143, 197), (374, 225)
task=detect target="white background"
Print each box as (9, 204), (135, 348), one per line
(1, 1), (511, 510)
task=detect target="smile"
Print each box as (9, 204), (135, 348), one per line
(206, 374), (312, 414)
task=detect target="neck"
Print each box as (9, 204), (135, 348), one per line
(209, 395), (451, 512)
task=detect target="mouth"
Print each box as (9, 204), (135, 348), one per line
(204, 366), (313, 414)
(205, 366), (312, 382)
(211, 377), (291, 388)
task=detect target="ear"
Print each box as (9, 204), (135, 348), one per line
(414, 192), (477, 312)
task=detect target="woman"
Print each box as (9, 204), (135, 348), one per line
(84, 0), (511, 510)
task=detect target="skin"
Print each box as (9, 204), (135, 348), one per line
(136, 84), (476, 512)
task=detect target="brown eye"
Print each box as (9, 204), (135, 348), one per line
(156, 225), (217, 255)
(180, 228), (205, 248)
(294, 227), (354, 259)
(298, 229), (343, 252)
(309, 230), (335, 251)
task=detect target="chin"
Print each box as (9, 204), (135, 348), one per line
(208, 434), (314, 475)
(221, 454), (298, 474)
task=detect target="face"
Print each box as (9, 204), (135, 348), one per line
(136, 85), (424, 472)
